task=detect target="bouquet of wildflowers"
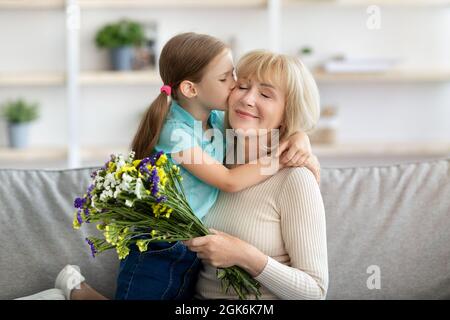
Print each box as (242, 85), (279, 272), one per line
(73, 151), (261, 300)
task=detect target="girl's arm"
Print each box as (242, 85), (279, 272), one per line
(172, 146), (285, 193)
(281, 131), (320, 184)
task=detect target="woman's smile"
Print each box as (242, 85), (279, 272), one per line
(235, 109), (259, 119)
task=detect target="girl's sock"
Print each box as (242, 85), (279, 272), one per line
(54, 265), (85, 300)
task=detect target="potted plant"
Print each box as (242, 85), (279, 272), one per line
(1, 98), (39, 149)
(298, 46), (321, 71)
(95, 19), (147, 71)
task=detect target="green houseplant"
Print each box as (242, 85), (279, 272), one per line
(1, 98), (39, 149)
(95, 19), (147, 71)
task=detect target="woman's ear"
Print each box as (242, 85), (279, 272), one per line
(179, 80), (198, 98)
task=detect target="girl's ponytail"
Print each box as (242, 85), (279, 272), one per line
(131, 92), (171, 160)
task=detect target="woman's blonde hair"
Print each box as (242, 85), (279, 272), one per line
(234, 50), (320, 140)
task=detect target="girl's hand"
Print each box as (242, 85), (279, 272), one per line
(183, 229), (268, 277)
(279, 132), (321, 184)
(280, 131), (312, 167)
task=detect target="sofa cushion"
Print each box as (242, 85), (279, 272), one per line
(0, 157), (449, 299)
(321, 157), (450, 299)
(0, 167), (118, 300)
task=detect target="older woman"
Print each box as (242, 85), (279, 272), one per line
(16, 50), (327, 300)
(186, 50), (328, 300)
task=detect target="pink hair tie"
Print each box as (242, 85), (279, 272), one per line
(160, 85), (172, 96)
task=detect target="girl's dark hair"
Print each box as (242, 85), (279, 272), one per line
(131, 32), (227, 159)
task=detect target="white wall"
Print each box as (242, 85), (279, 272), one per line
(0, 5), (449, 149)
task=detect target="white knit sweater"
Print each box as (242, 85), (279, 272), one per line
(195, 167), (329, 300)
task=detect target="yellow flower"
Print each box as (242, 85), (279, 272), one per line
(151, 230), (158, 237)
(132, 159), (141, 167)
(165, 208), (173, 219)
(96, 224), (106, 231)
(107, 162), (116, 173)
(115, 164), (137, 179)
(156, 154), (168, 167)
(72, 215), (81, 230)
(136, 240), (149, 252)
(104, 225), (119, 245)
(156, 167), (168, 185)
(117, 245), (130, 260)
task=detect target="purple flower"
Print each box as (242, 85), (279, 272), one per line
(156, 196), (167, 203)
(137, 157), (150, 169)
(149, 167), (160, 196)
(90, 170), (98, 179)
(84, 207), (90, 223)
(85, 238), (97, 258)
(74, 197), (86, 209)
(137, 157), (152, 178)
(77, 209), (83, 225)
(86, 184), (95, 199)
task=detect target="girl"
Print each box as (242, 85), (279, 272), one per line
(18, 32), (320, 300)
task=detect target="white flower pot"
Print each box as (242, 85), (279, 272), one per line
(8, 122), (30, 149)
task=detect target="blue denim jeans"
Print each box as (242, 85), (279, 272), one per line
(115, 241), (201, 300)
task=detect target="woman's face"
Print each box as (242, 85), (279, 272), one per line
(228, 76), (286, 134)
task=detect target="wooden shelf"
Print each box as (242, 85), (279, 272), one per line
(0, 146), (129, 163)
(0, 72), (65, 86)
(78, 0), (267, 9)
(79, 70), (160, 85)
(0, 0), (63, 9)
(1, 143), (449, 164)
(0, 147), (67, 161)
(313, 142), (450, 157)
(3, 69), (450, 87)
(285, 0), (450, 7)
(0, 70), (160, 86)
(2, 0), (448, 9)
(0, 0), (267, 9)
(312, 68), (450, 83)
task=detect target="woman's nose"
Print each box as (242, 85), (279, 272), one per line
(241, 90), (256, 107)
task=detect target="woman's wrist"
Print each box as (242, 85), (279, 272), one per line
(237, 242), (268, 277)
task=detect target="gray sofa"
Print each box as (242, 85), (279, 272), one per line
(1, 157), (449, 300)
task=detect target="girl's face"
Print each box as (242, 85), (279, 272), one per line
(228, 76), (286, 133)
(196, 49), (236, 111)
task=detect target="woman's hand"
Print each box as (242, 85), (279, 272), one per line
(183, 229), (268, 277)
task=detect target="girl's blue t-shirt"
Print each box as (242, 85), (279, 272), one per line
(155, 101), (225, 220)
